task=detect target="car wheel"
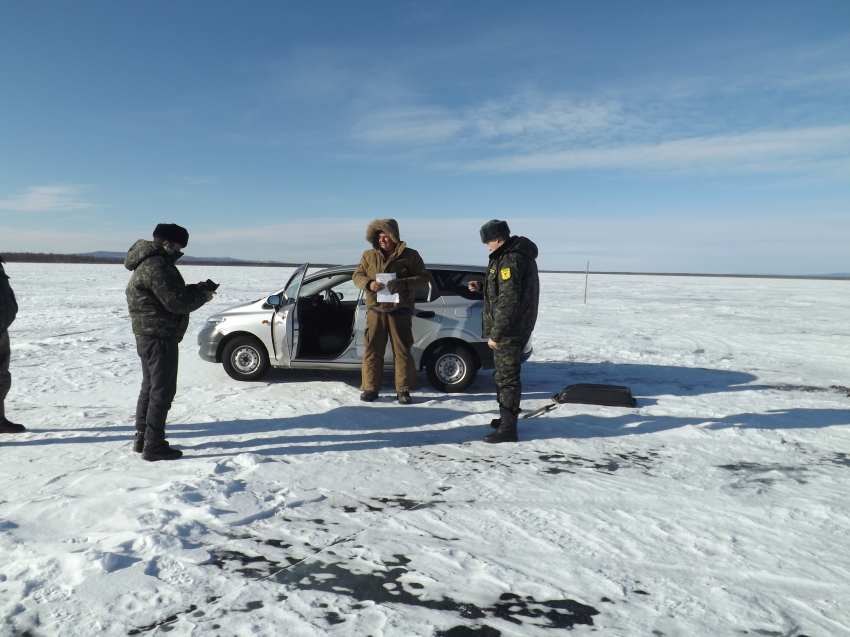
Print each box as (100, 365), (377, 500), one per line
(222, 335), (270, 381)
(426, 344), (477, 393)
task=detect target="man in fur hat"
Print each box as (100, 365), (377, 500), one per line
(468, 220), (539, 443)
(125, 223), (214, 461)
(353, 219), (429, 404)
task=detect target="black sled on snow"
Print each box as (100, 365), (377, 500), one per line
(523, 383), (637, 419)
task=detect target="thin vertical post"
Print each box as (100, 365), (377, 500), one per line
(584, 260), (589, 304)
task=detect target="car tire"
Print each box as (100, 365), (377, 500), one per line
(425, 343), (477, 393)
(222, 335), (270, 382)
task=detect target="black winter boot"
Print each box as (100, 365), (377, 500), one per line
(489, 407), (520, 429)
(133, 432), (145, 453)
(397, 391), (412, 405)
(0, 418), (25, 434)
(483, 406), (518, 443)
(142, 440), (183, 462)
(360, 390), (379, 402)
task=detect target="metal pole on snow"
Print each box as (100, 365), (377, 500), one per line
(584, 260), (589, 304)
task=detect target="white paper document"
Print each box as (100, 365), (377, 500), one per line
(376, 273), (398, 303)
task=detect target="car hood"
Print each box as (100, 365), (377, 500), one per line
(209, 298), (271, 319)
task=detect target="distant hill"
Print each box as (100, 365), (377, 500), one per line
(77, 251), (255, 263)
(1, 251), (337, 268)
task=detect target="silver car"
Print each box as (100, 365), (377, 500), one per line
(197, 263), (532, 393)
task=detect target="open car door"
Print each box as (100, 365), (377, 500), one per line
(271, 263), (308, 365)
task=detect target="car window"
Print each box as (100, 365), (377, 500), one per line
(329, 277), (361, 301)
(299, 274), (360, 300)
(431, 270), (484, 300)
(281, 264), (308, 304)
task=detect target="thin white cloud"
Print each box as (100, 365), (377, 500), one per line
(159, 213), (850, 275)
(461, 125), (850, 174)
(353, 107), (465, 145)
(353, 96), (631, 150)
(469, 98), (626, 143)
(0, 185), (93, 212)
(3, 211), (848, 274)
(174, 175), (220, 186)
(350, 84), (850, 176)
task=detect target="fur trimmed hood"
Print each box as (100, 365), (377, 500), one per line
(366, 219), (401, 249)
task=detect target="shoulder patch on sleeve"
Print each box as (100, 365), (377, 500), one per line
(500, 267), (511, 280)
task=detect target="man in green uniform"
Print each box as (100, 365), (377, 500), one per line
(468, 220), (539, 443)
(0, 256), (24, 434)
(125, 224), (214, 461)
(353, 219), (429, 404)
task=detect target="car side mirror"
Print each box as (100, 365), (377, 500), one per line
(267, 295), (282, 306)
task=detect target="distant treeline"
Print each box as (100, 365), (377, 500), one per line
(2, 252), (123, 264)
(0, 252), (337, 268)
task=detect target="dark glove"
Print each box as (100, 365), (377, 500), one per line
(386, 278), (407, 294)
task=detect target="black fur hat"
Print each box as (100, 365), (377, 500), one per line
(153, 223), (189, 247)
(479, 219), (510, 243)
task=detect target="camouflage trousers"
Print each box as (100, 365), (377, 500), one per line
(493, 344), (523, 413)
(0, 330), (10, 420)
(135, 337), (180, 445)
(361, 308), (419, 392)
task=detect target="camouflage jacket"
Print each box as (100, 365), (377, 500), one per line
(352, 242), (429, 312)
(0, 258), (18, 332)
(482, 236), (540, 347)
(124, 240), (207, 341)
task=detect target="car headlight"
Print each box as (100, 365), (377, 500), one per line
(205, 317), (226, 329)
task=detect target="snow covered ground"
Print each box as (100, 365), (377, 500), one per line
(1, 263), (849, 637)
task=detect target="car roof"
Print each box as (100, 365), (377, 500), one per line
(426, 263), (488, 272)
(308, 263), (487, 277)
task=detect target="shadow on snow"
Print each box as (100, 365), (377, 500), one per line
(5, 404), (847, 456)
(4, 362), (846, 454)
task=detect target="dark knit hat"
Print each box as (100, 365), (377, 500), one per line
(153, 223), (189, 247)
(479, 219), (510, 243)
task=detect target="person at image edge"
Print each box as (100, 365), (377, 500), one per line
(0, 255), (24, 434)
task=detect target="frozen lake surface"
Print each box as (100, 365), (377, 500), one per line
(1, 263), (849, 636)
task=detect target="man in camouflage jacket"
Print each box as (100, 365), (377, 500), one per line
(352, 219), (429, 404)
(469, 219), (539, 443)
(0, 256), (24, 433)
(125, 223), (213, 460)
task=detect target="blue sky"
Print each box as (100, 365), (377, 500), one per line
(1, 1), (848, 273)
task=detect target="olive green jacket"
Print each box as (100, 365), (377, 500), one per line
(124, 240), (207, 341)
(482, 236), (540, 347)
